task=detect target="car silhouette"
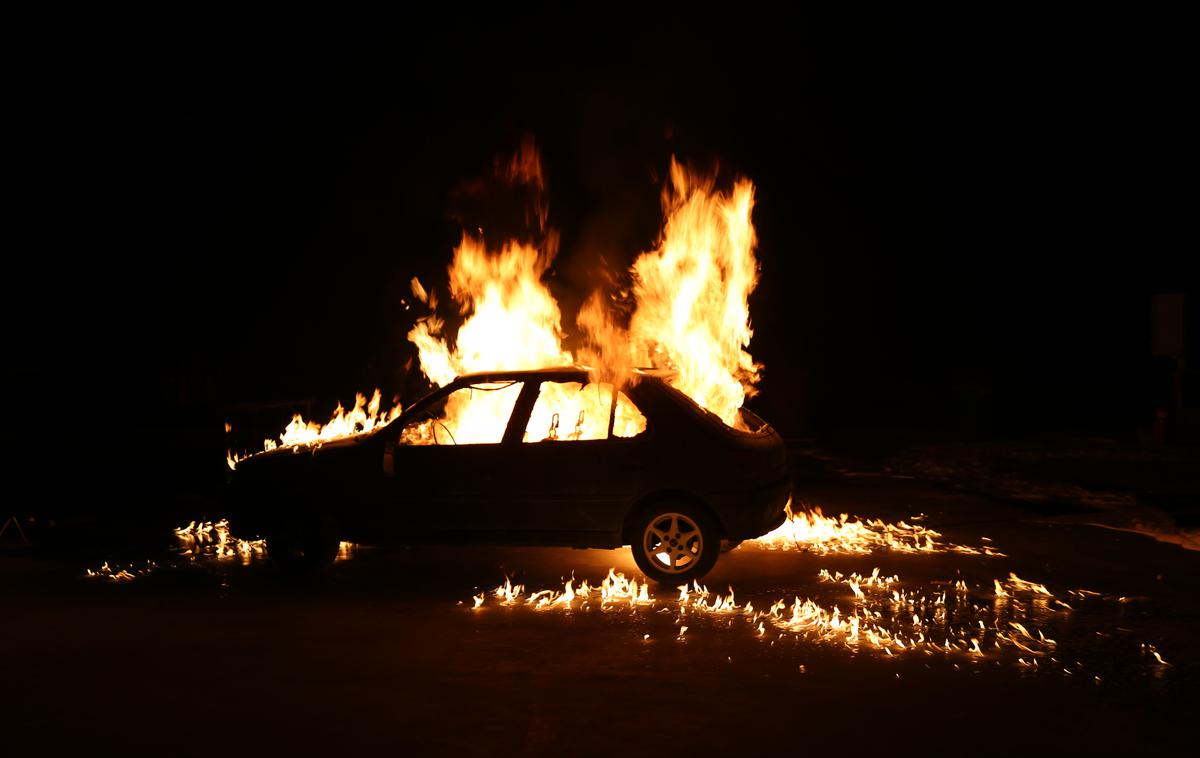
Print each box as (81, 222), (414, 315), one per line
(227, 367), (790, 583)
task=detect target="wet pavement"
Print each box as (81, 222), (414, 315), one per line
(2, 474), (1197, 755)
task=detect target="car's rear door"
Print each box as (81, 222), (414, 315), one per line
(493, 378), (651, 537)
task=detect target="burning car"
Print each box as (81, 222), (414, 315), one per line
(227, 367), (790, 583)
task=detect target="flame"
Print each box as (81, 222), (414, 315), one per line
(749, 500), (1005, 556)
(404, 232), (644, 445)
(405, 225), (655, 444)
(410, 236), (571, 384)
(277, 390), (401, 449)
(227, 390), (401, 469)
(233, 148), (764, 464)
(85, 561), (152, 583)
(626, 160), (760, 428)
(174, 519), (266, 565)
(464, 566), (1072, 665)
(483, 569), (654, 610)
(524, 380), (647, 441)
(1001, 572), (1052, 596)
(406, 158), (760, 442)
(87, 519), (268, 581)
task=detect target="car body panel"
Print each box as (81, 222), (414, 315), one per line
(227, 367), (790, 549)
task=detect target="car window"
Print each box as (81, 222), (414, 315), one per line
(399, 381), (523, 446)
(524, 381), (646, 442)
(612, 387), (647, 438)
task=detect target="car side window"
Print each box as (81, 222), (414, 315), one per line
(523, 381), (646, 442)
(399, 381), (523, 446)
(612, 387), (647, 438)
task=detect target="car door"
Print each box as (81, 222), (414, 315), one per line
(497, 379), (651, 536)
(378, 379), (525, 537)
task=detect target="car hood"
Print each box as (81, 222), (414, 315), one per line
(232, 429), (381, 471)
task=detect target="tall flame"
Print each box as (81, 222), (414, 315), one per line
(234, 147), (760, 463)
(407, 235), (570, 387)
(407, 158), (760, 441)
(627, 160), (760, 428)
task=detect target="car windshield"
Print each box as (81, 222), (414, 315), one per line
(399, 381), (523, 446)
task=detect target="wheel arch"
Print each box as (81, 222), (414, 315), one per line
(621, 490), (726, 545)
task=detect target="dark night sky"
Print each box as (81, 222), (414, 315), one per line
(7, 6), (1198, 498)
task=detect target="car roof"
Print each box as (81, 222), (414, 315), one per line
(451, 366), (676, 384)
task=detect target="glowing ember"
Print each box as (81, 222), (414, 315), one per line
(335, 541), (358, 562)
(747, 501), (1004, 556)
(1146, 645), (1171, 667)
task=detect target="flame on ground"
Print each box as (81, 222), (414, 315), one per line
(747, 501), (1005, 556)
(175, 520), (267, 565)
(484, 569), (653, 611)
(465, 567), (1086, 667)
(85, 520), (360, 581)
(85, 561), (155, 583)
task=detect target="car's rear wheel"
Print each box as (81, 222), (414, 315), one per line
(265, 510), (338, 575)
(629, 502), (720, 585)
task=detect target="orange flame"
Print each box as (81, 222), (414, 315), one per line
(409, 236), (571, 385)
(235, 147), (760, 462)
(749, 501), (1006, 556)
(466, 566), (1068, 664)
(627, 160), (760, 428)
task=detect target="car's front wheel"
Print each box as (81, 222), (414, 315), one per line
(629, 502), (720, 585)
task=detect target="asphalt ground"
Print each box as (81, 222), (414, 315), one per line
(2, 474), (1196, 756)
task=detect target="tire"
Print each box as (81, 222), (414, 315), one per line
(629, 501), (721, 585)
(266, 510), (339, 575)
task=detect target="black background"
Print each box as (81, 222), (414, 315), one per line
(7, 6), (1198, 503)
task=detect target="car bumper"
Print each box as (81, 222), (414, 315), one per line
(711, 475), (791, 541)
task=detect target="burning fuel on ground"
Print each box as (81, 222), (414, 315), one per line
(460, 561), (1172, 679)
(82, 509), (1175, 683)
(750, 501), (1005, 556)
